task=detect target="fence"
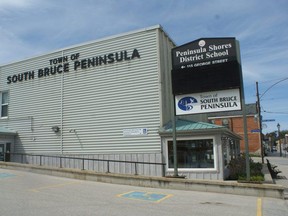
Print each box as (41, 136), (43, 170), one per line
(9, 153), (166, 177)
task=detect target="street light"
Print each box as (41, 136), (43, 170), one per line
(277, 123), (282, 157)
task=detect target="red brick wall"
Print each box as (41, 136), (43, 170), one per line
(213, 116), (261, 153)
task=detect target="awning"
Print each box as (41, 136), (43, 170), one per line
(159, 119), (241, 140)
(159, 119), (225, 132)
(0, 127), (17, 136)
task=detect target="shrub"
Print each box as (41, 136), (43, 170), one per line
(227, 154), (263, 181)
(238, 175), (264, 182)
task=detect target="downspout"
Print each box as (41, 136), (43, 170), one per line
(60, 50), (64, 154)
(156, 28), (165, 176)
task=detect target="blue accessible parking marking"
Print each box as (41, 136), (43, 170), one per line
(118, 191), (173, 203)
(0, 173), (16, 179)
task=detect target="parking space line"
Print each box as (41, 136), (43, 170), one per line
(257, 198), (262, 216)
(29, 181), (81, 192)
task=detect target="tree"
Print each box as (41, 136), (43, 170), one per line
(265, 130), (288, 140)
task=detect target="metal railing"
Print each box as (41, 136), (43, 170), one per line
(8, 153), (166, 177)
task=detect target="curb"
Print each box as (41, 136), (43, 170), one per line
(0, 162), (285, 199)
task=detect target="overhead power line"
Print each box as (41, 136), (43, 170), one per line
(262, 110), (288, 115)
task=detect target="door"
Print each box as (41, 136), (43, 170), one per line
(0, 144), (4, 161)
(5, 143), (11, 162)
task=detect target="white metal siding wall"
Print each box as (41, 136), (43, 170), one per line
(1, 52), (63, 153)
(0, 27), (171, 155)
(62, 30), (161, 154)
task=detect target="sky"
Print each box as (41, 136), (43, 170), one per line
(0, 0), (287, 134)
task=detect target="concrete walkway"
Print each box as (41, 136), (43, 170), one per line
(266, 152), (288, 188)
(253, 151), (288, 199)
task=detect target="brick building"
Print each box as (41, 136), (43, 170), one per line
(208, 103), (261, 153)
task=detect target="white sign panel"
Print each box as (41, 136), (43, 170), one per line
(175, 89), (241, 115)
(123, 128), (148, 136)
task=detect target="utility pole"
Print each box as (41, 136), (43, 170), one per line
(256, 77), (288, 159)
(256, 82), (264, 163)
(242, 102), (251, 180)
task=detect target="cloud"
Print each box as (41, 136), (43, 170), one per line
(0, 0), (36, 8)
(0, 0), (287, 132)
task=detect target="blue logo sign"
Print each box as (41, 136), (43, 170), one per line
(178, 97), (198, 111)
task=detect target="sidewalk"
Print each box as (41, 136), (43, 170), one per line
(254, 151), (288, 199)
(265, 151), (288, 189)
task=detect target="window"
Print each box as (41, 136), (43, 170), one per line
(1, 91), (8, 118)
(168, 139), (214, 169)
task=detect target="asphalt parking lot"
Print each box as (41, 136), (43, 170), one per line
(0, 168), (287, 216)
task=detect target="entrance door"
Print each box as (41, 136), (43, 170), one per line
(0, 144), (4, 161)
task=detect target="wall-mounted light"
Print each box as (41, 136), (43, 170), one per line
(51, 126), (60, 133)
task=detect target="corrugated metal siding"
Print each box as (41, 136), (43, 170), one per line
(0, 26), (173, 155)
(1, 51), (64, 153)
(61, 29), (160, 154)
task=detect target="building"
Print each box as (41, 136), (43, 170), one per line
(208, 103), (261, 153)
(0, 25), (240, 180)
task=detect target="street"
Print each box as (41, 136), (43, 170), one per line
(0, 168), (287, 216)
